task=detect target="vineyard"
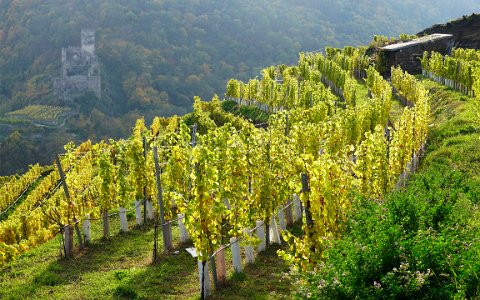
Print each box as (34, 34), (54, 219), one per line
(421, 49), (480, 97)
(1, 46), (480, 299)
(2, 105), (73, 126)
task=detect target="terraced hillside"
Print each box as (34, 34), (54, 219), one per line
(1, 44), (479, 299)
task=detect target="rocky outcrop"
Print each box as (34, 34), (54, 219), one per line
(418, 13), (480, 49)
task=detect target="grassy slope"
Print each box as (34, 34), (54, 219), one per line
(0, 213), (292, 299)
(421, 78), (480, 175)
(221, 100), (270, 124)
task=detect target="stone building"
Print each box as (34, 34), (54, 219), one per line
(381, 33), (453, 76)
(54, 29), (101, 102)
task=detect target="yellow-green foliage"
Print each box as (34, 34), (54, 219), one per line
(6, 105), (71, 122)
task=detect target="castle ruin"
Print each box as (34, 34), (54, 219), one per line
(54, 29), (101, 102)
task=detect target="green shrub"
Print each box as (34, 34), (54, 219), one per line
(293, 169), (480, 299)
(33, 272), (63, 286)
(113, 285), (137, 299)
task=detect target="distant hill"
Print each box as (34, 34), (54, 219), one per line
(418, 13), (480, 49)
(1, 0), (480, 175)
(1, 1), (479, 117)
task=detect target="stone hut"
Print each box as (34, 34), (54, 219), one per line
(381, 34), (453, 76)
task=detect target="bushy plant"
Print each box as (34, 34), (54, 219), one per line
(292, 169), (480, 299)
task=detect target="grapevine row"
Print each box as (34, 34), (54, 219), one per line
(0, 164), (42, 215)
(451, 47), (480, 62)
(0, 142), (93, 262)
(421, 51), (480, 97)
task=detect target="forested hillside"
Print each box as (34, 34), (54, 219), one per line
(0, 0), (479, 175)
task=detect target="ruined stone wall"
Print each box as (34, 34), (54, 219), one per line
(81, 29), (95, 56)
(54, 30), (101, 101)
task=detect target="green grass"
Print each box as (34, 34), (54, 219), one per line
(211, 245), (291, 300)
(388, 96), (405, 125)
(0, 213), (292, 299)
(421, 78), (480, 176)
(221, 100), (270, 124)
(354, 78), (370, 106)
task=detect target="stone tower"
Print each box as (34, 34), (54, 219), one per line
(81, 29), (95, 56)
(54, 30), (101, 102)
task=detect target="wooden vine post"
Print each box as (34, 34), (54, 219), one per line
(210, 255), (218, 291)
(198, 260), (210, 299)
(301, 172), (314, 251)
(284, 113), (294, 227)
(73, 218), (84, 250)
(143, 136), (147, 228)
(102, 210), (110, 239)
(64, 224), (74, 257)
(215, 247), (227, 287)
(285, 200), (294, 227)
(55, 154), (84, 256)
(153, 146), (173, 253)
(190, 123), (197, 147)
(264, 142), (271, 248)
